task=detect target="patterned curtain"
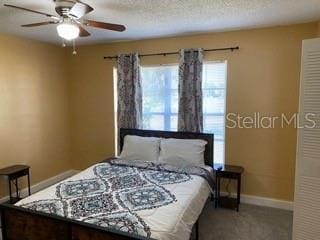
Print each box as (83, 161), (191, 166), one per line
(178, 48), (204, 132)
(117, 53), (142, 130)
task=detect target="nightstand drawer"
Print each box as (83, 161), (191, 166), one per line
(217, 171), (240, 179)
(8, 169), (29, 180)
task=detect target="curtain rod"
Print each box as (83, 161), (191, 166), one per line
(103, 46), (239, 60)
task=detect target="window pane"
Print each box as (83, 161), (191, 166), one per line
(214, 140), (224, 165)
(203, 89), (225, 114)
(170, 115), (178, 131)
(171, 90), (178, 114)
(171, 73), (179, 90)
(143, 114), (164, 130)
(141, 68), (165, 113)
(141, 66), (178, 131)
(203, 62), (226, 87)
(204, 115), (225, 140)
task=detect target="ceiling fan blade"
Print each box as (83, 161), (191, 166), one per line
(21, 21), (58, 27)
(4, 4), (59, 20)
(78, 25), (91, 37)
(69, 2), (93, 19)
(83, 20), (126, 32)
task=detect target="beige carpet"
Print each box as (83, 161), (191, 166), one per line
(198, 202), (293, 240)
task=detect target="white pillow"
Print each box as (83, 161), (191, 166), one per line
(159, 138), (207, 167)
(119, 135), (161, 162)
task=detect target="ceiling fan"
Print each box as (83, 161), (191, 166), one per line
(4, 0), (126, 42)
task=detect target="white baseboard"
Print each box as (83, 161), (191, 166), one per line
(221, 192), (293, 211)
(240, 194), (293, 211)
(0, 169), (79, 204)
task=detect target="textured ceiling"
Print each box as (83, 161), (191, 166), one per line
(0, 0), (320, 45)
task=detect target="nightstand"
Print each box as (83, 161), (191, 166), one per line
(214, 164), (244, 211)
(0, 165), (31, 204)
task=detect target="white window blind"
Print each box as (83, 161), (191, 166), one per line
(202, 62), (227, 164)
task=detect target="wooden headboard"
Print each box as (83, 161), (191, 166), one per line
(119, 128), (214, 166)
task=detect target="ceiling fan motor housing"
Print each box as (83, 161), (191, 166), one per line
(54, 0), (77, 16)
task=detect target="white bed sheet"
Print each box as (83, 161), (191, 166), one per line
(16, 163), (212, 240)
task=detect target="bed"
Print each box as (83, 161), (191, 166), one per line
(0, 128), (214, 240)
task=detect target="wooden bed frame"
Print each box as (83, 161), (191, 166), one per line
(0, 128), (214, 240)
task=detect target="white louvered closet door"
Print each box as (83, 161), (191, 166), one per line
(293, 38), (320, 240)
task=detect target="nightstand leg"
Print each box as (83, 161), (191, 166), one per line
(15, 179), (19, 198)
(27, 171), (31, 196)
(217, 175), (220, 208)
(237, 176), (241, 211)
(215, 174), (217, 208)
(8, 180), (12, 203)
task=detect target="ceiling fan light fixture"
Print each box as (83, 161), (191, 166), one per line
(57, 22), (80, 41)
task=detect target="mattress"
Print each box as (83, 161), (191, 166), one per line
(16, 161), (212, 240)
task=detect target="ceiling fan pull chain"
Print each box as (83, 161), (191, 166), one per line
(62, 39), (66, 48)
(72, 40), (77, 55)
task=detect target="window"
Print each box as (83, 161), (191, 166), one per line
(141, 62), (227, 164)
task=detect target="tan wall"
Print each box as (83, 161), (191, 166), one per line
(1, 23), (317, 201)
(69, 22), (318, 201)
(0, 34), (71, 197)
(318, 22), (320, 36)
